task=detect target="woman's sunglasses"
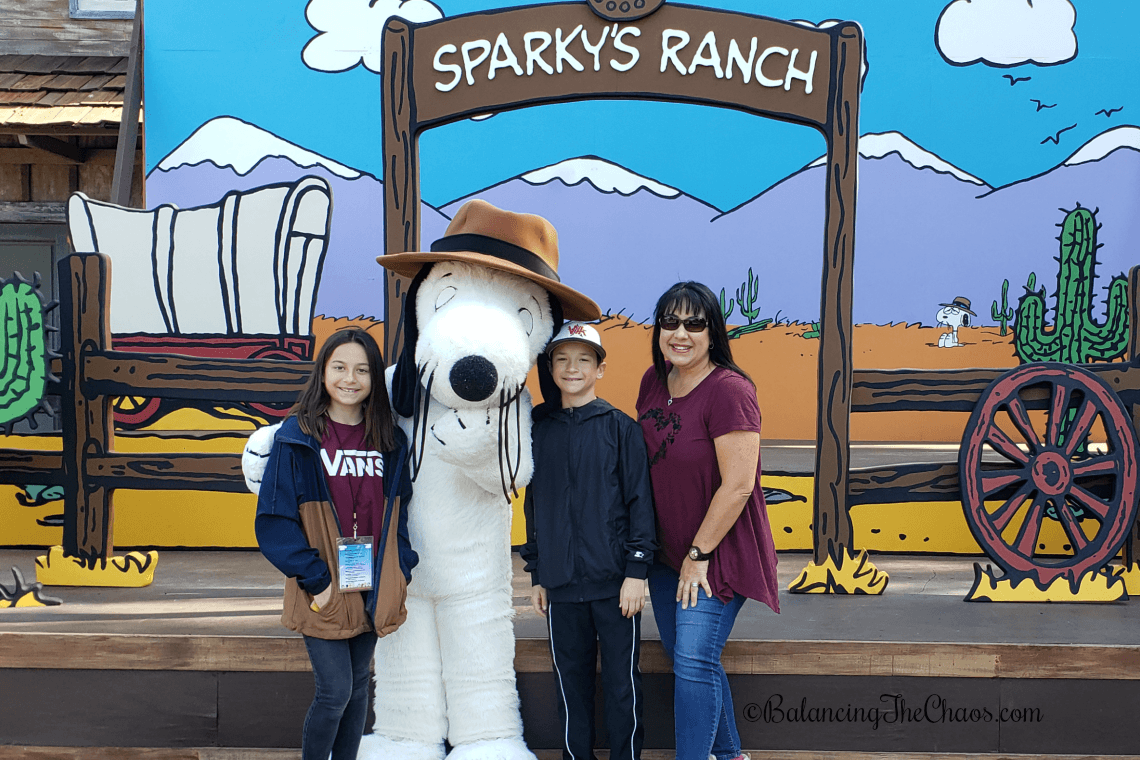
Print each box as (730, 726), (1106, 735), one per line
(658, 315), (708, 333)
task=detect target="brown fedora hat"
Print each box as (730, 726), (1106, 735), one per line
(938, 296), (976, 316)
(376, 200), (600, 321)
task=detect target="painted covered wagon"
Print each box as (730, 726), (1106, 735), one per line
(67, 176), (332, 427)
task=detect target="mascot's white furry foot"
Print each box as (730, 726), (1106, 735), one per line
(446, 738), (537, 760)
(357, 734), (445, 760)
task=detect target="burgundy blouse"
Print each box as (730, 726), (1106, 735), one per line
(636, 365), (779, 612)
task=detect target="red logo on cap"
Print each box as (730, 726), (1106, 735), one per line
(568, 324), (587, 337)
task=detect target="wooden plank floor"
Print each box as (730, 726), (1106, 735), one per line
(3, 749), (1139, 760)
(3, 549), (1140, 679)
(4, 549), (1140, 756)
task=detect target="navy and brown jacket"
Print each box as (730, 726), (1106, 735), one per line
(255, 416), (416, 639)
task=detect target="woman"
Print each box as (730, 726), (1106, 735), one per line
(635, 282), (779, 760)
(255, 328), (415, 760)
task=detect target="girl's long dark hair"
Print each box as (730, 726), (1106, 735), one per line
(651, 281), (753, 388)
(291, 327), (397, 451)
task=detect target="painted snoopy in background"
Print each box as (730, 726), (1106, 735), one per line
(936, 296), (975, 348)
(360, 200), (600, 760)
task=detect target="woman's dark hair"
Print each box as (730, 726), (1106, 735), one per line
(651, 281), (753, 388)
(291, 327), (397, 451)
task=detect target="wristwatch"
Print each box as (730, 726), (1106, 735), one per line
(688, 545), (713, 561)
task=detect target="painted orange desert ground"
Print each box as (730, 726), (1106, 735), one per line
(307, 316), (1038, 554)
(315, 315), (1022, 443)
(0, 316), (1072, 553)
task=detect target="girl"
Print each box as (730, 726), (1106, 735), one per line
(255, 328), (415, 760)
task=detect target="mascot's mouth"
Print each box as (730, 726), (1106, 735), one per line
(410, 364), (526, 504)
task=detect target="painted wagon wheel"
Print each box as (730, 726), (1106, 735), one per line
(112, 395), (166, 430)
(245, 347), (304, 420)
(959, 362), (1140, 586)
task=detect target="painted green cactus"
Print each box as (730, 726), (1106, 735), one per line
(991, 279), (1014, 336)
(718, 287), (735, 321)
(736, 267), (761, 325)
(725, 267), (772, 338)
(1014, 206), (1129, 365)
(0, 274), (48, 427)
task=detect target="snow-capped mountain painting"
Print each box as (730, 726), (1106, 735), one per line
(147, 117), (450, 320)
(147, 119), (1139, 327)
(805, 131), (987, 186)
(439, 128), (1137, 326)
(156, 116), (363, 179)
(521, 156), (682, 198)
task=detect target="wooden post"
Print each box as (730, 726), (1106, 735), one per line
(811, 26), (862, 565)
(381, 19), (419, 364)
(1129, 265), (1139, 365)
(60, 254), (115, 566)
(111, 1), (143, 207)
(1127, 266), (1140, 567)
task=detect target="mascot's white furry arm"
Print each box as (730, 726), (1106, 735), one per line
(359, 200), (599, 760)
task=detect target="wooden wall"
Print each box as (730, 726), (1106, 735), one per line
(0, 134), (142, 207)
(0, 0), (131, 57)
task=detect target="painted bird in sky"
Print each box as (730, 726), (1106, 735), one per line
(1003, 74), (1031, 85)
(1030, 99), (1056, 112)
(1096, 107), (1124, 117)
(1041, 124), (1077, 145)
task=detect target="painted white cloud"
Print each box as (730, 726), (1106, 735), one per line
(302, 0), (444, 74)
(791, 19), (868, 84)
(936, 0), (1077, 67)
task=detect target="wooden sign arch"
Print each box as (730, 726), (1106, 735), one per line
(380, 0), (863, 567)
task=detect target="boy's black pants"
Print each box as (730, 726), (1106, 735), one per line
(547, 596), (644, 760)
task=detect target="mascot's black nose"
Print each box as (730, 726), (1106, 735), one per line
(449, 355), (498, 402)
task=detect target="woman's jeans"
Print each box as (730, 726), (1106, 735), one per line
(302, 630), (377, 760)
(648, 563), (746, 760)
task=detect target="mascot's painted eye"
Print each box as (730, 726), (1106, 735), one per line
(517, 307), (534, 336)
(435, 286), (457, 311)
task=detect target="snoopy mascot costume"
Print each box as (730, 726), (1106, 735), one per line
(359, 200), (600, 760)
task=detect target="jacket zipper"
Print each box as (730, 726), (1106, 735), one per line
(566, 407), (579, 585)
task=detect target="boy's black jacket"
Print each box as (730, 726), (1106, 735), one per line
(521, 398), (656, 603)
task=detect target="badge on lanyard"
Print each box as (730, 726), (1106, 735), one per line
(336, 537), (374, 591)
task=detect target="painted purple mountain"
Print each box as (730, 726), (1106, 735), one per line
(978, 147), (1140, 324)
(443, 138), (997, 325)
(441, 157), (721, 324)
(715, 137), (992, 326)
(146, 117), (450, 320)
(147, 120), (1140, 328)
(445, 130), (1140, 326)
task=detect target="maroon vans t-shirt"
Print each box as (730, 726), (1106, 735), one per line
(636, 365), (779, 612)
(321, 419), (385, 554)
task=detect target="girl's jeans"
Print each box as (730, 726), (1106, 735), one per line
(301, 629), (377, 760)
(648, 562), (746, 760)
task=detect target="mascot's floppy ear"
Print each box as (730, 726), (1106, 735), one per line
(532, 293), (565, 422)
(391, 265), (433, 418)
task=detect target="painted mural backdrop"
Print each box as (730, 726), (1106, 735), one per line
(3, 0), (1137, 551)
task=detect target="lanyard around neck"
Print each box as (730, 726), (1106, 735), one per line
(328, 419), (367, 538)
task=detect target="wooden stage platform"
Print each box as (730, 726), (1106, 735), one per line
(2, 548), (1139, 759)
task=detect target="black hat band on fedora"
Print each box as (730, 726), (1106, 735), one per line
(430, 234), (560, 283)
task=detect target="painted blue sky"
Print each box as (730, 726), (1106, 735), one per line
(144, 0), (1138, 211)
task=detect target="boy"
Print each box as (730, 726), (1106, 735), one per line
(522, 321), (656, 760)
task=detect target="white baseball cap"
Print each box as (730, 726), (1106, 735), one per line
(547, 321), (605, 360)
